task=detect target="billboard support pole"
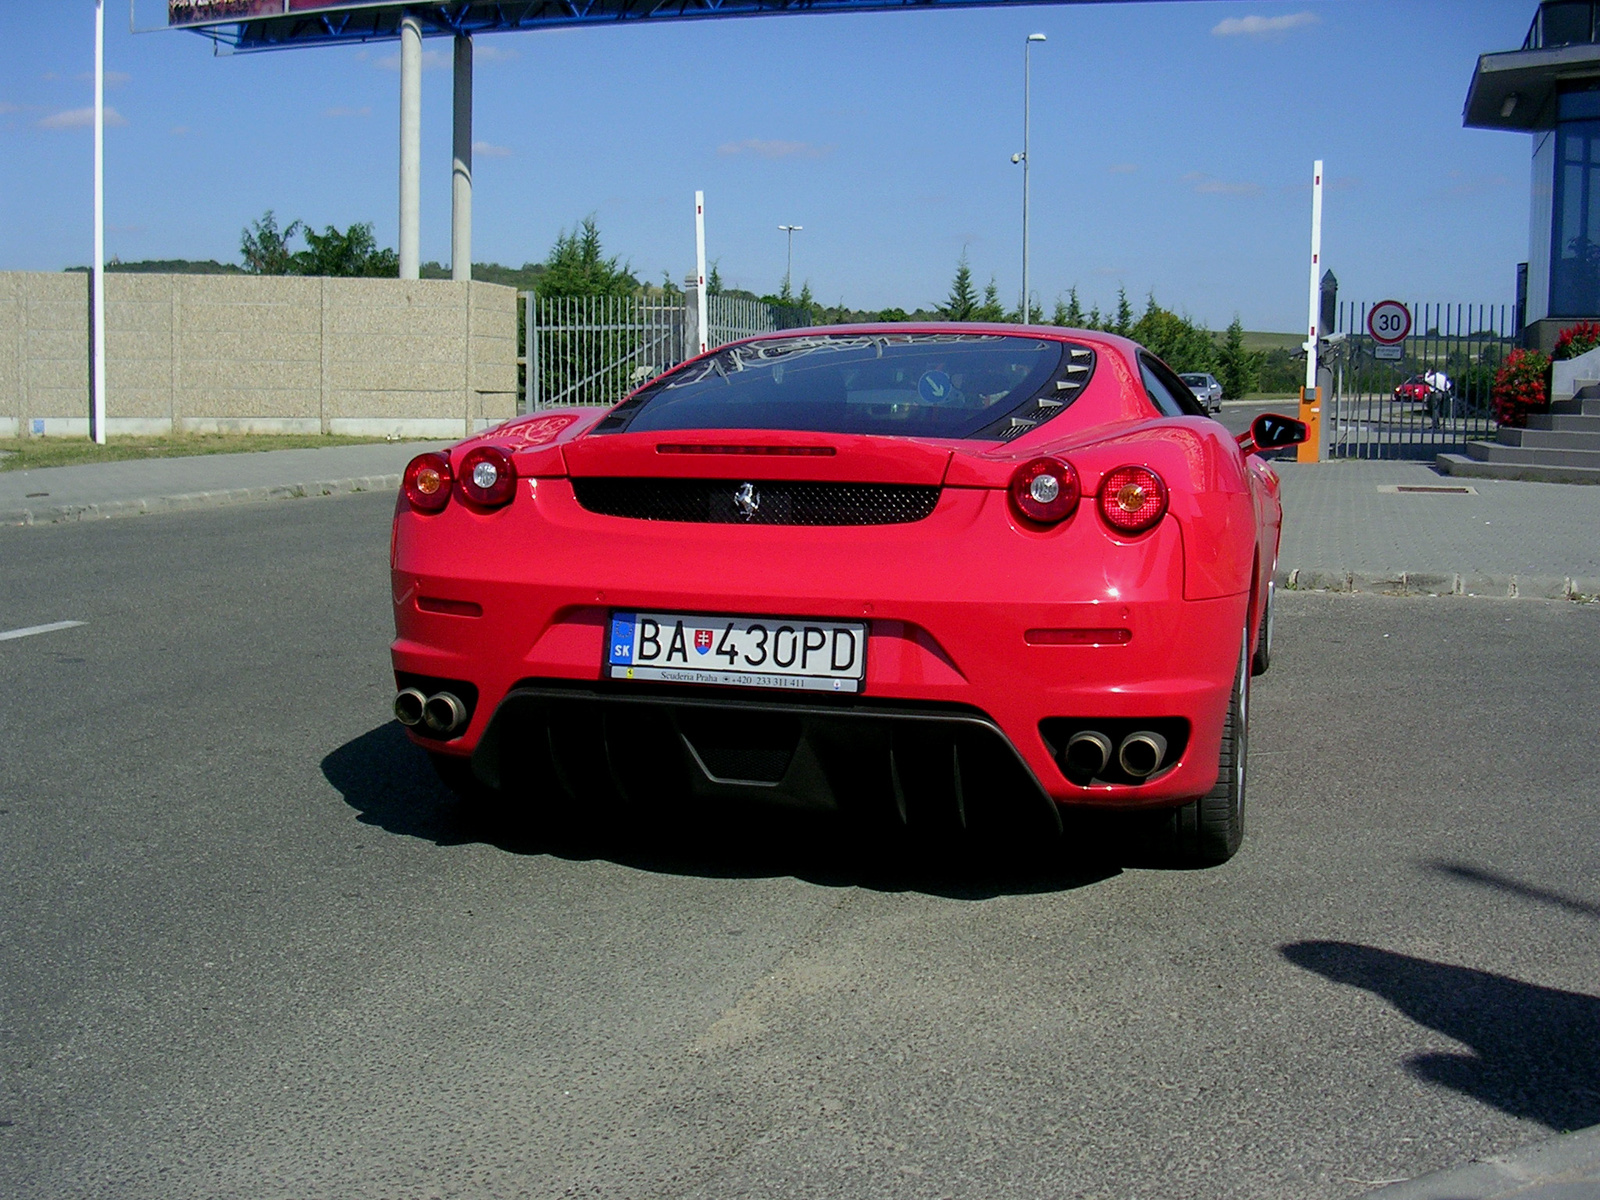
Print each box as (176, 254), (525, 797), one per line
(398, 14), (421, 280)
(91, 0), (106, 444)
(451, 33), (472, 282)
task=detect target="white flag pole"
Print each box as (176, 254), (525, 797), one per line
(92, 0), (106, 444)
(694, 191), (708, 355)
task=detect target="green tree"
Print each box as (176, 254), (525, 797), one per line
(939, 251), (979, 320)
(537, 215), (638, 298)
(1086, 304), (1103, 331)
(797, 280), (816, 321)
(659, 270), (682, 297)
(1130, 292), (1217, 375)
(707, 260), (723, 296)
(1053, 286), (1086, 328)
(297, 221), (398, 277)
(975, 276), (1007, 323)
(878, 307), (909, 322)
(1113, 287), (1133, 336)
(1216, 316), (1261, 399)
(240, 210), (302, 275)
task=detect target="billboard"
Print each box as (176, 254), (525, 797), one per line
(167, 1), (393, 28)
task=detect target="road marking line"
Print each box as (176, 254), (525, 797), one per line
(0, 620), (87, 642)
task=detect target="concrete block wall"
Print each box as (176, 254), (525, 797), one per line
(0, 272), (517, 439)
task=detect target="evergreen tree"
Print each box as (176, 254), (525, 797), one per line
(939, 251), (979, 320)
(1217, 315), (1261, 400)
(797, 280), (815, 318)
(1053, 286), (1085, 328)
(1130, 291), (1218, 375)
(975, 276), (1007, 323)
(1113, 287), (1133, 336)
(707, 260), (723, 295)
(538, 216), (639, 298)
(1087, 305), (1103, 331)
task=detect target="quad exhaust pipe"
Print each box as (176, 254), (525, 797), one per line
(1117, 730), (1169, 779)
(394, 687), (468, 738)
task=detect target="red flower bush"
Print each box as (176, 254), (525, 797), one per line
(1553, 320), (1600, 361)
(1492, 348), (1550, 428)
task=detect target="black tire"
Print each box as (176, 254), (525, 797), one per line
(429, 751), (501, 813)
(1251, 579), (1274, 676)
(1155, 629), (1249, 866)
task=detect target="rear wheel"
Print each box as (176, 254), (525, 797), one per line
(429, 751), (503, 815)
(1251, 579), (1275, 676)
(1155, 629), (1249, 866)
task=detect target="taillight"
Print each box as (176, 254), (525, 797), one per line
(402, 452), (453, 513)
(1098, 465), (1167, 534)
(457, 445), (517, 508)
(1008, 456), (1080, 525)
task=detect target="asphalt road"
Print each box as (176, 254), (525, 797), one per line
(2, 493), (1598, 1200)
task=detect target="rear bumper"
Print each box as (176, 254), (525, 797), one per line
(390, 481), (1250, 809)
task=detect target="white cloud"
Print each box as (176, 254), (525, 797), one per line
(169, 124), (190, 135)
(717, 138), (831, 160)
(0, 102), (20, 115)
(322, 105), (372, 118)
(1183, 170), (1261, 197)
(76, 70), (131, 87)
(38, 106), (127, 130)
(474, 44), (518, 63)
(1212, 12), (1320, 37)
(377, 48), (450, 71)
(1107, 163), (1138, 175)
(473, 140), (512, 158)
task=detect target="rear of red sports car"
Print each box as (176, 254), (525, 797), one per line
(389, 325), (1289, 865)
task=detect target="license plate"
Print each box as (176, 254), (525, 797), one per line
(607, 611), (868, 693)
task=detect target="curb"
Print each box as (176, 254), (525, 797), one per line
(0, 474), (401, 529)
(1353, 1122), (1600, 1199)
(1278, 567), (1600, 603)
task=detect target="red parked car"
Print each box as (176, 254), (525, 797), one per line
(390, 325), (1305, 865)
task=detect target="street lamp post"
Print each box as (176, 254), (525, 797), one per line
(778, 224), (802, 297)
(1013, 32), (1046, 323)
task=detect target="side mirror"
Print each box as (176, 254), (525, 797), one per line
(1238, 412), (1308, 455)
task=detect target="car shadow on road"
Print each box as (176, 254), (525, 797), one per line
(1281, 940), (1600, 1131)
(322, 721), (1124, 901)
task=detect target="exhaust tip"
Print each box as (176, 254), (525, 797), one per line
(1063, 730), (1113, 777)
(1118, 731), (1169, 779)
(422, 691), (469, 737)
(394, 687), (427, 727)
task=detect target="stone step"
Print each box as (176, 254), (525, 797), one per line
(1437, 452), (1600, 484)
(1524, 412), (1600, 431)
(1497, 427), (1600, 450)
(1465, 441), (1600, 468)
(1549, 396), (1600, 416)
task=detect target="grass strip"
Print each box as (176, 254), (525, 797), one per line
(0, 433), (423, 472)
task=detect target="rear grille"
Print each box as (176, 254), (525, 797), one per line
(571, 478), (941, 526)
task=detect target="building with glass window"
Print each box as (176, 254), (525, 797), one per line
(1467, 1), (1600, 349)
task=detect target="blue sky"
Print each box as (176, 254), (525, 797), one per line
(0, 1), (1534, 331)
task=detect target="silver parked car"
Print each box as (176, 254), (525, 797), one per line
(1180, 373), (1224, 413)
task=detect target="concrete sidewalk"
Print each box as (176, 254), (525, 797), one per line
(0, 441), (447, 527)
(1355, 1122), (1600, 1199)
(1275, 459), (1600, 599)
(3, 443), (1598, 597)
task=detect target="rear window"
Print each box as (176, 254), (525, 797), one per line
(593, 332), (1089, 441)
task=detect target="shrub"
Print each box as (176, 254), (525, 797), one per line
(1553, 320), (1600, 361)
(1492, 347), (1550, 427)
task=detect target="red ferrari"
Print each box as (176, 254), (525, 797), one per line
(389, 325), (1305, 865)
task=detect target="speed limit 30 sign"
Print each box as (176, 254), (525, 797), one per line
(1368, 300), (1412, 345)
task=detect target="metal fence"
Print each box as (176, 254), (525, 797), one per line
(520, 292), (812, 411)
(707, 293), (812, 348)
(1328, 301), (1512, 459)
